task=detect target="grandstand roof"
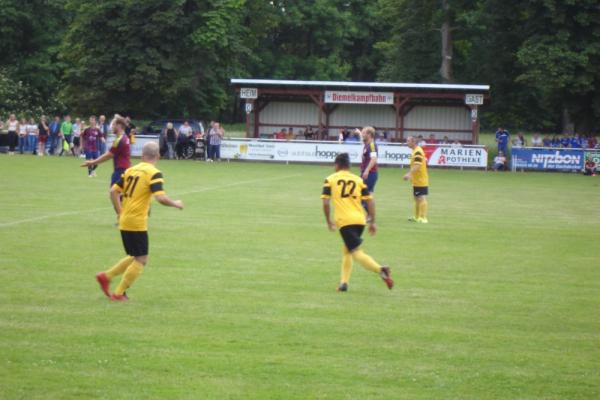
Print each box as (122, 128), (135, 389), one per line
(231, 78), (489, 92)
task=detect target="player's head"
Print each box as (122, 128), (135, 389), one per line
(334, 153), (350, 171)
(406, 136), (417, 149)
(361, 126), (375, 142)
(142, 141), (160, 163)
(111, 115), (127, 133)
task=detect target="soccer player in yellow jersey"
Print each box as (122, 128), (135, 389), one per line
(403, 136), (429, 223)
(95, 141), (184, 301)
(321, 153), (393, 292)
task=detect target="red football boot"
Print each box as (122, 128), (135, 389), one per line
(110, 293), (129, 301)
(380, 266), (394, 290)
(96, 272), (111, 297)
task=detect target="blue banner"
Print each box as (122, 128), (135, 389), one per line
(511, 148), (584, 171)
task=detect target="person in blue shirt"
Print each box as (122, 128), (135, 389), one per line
(560, 134), (571, 148)
(495, 127), (510, 154)
(570, 134), (583, 148)
(48, 116), (61, 155)
(542, 135), (552, 147)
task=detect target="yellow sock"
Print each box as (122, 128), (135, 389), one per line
(352, 249), (382, 273)
(341, 247), (353, 284)
(420, 199), (428, 219)
(105, 256), (134, 279)
(114, 260), (144, 295)
(414, 201), (419, 218)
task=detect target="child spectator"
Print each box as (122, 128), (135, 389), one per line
(493, 151), (507, 171)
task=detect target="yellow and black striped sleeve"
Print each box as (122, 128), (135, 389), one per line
(321, 178), (331, 199)
(150, 172), (165, 196)
(413, 151), (424, 165)
(112, 174), (125, 193)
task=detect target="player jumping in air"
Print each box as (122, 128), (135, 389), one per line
(95, 142), (184, 301)
(321, 153), (393, 292)
(404, 136), (430, 223)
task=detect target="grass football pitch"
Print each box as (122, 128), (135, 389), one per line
(0, 156), (599, 399)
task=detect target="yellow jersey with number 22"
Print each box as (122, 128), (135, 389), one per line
(321, 170), (372, 228)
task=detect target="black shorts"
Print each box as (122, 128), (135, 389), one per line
(120, 230), (149, 257)
(73, 136), (80, 146)
(413, 186), (429, 197)
(339, 225), (365, 252)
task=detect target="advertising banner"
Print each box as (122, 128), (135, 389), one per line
(584, 150), (600, 165)
(511, 148), (584, 171)
(324, 91), (394, 105)
(221, 139), (488, 168)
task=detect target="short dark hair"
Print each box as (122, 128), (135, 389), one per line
(335, 153), (350, 169)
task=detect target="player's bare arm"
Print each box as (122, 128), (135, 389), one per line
(155, 194), (184, 210)
(109, 186), (122, 215)
(362, 155), (378, 180)
(322, 199), (336, 231)
(81, 151), (113, 168)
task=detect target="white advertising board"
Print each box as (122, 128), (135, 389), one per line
(221, 139), (487, 168)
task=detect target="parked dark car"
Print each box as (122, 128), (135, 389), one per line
(141, 119), (205, 159)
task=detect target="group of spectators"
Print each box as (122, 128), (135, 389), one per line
(493, 127), (599, 173)
(0, 113), (140, 157)
(161, 120), (225, 161)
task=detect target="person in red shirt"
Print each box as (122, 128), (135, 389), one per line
(81, 116), (105, 177)
(587, 135), (598, 149)
(583, 157), (597, 176)
(274, 128), (287, 140)
(426, 134), (438, 145)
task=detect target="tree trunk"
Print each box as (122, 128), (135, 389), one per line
(439, 0), (453, 83)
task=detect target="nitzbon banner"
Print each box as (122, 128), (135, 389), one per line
(511, 148), (584, 171)
(220, 139), (488, 168)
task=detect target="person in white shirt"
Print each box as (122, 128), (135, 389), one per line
(493, 151), (507, 171)
(72, 117), (83, 157)
(27, 118), (38, 155)
(18, 118), (28, 154)
(176, 120), (193, 159)
(417, 135), (427, 147)
(531, 133), (543, 147)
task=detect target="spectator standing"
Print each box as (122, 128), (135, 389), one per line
(18, 118), (28, 154)
(304, 126), (314, 140)
(82, 116), (103, 177)
(38, 116), (49, 156)
(125, 116), (136, 143)
(587, 135), (598, 149)
(495, 127), (510, 154)
(493, 151), (507, 171)
(59, 115), (73, 156)
(570, 134), (583, 149)
(72, 117), (83, 157)
(583, 156), (597, 176)
(49, 116), (61, 155)
(560, 134), (571, 148)
(177, 121), (192, 159)
(7, 114), (19, 155)
(27, 117), (38, 155)
(165, 122), (177, 160)
(440, 136), (450, 144)
(417, 135), (427, 147)
(542, 135), (552, 147)
(512, 131), (526, 148)
(274, 128), (287, 140)
(531, 133), (543, 147)
(208, 122), (224, 161)
(98, 115), (108, 154)
(287, 127), (295, 140)
(551, 135), (560, 147)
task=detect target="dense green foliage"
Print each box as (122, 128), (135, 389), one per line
(1, 0), (599, 131)
(1, 157), (599, 399)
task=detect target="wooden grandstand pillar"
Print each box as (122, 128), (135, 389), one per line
(469, 104), (480, 144)
(394, 96), (410, 142)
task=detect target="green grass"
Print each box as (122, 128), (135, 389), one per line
(1, 156), (599, 399)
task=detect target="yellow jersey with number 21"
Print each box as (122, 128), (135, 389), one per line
(112, 162), (166, 231)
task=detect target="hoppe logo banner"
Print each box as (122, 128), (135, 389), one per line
(221, 139), (488, 168)
(512, 148), (584, 171)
